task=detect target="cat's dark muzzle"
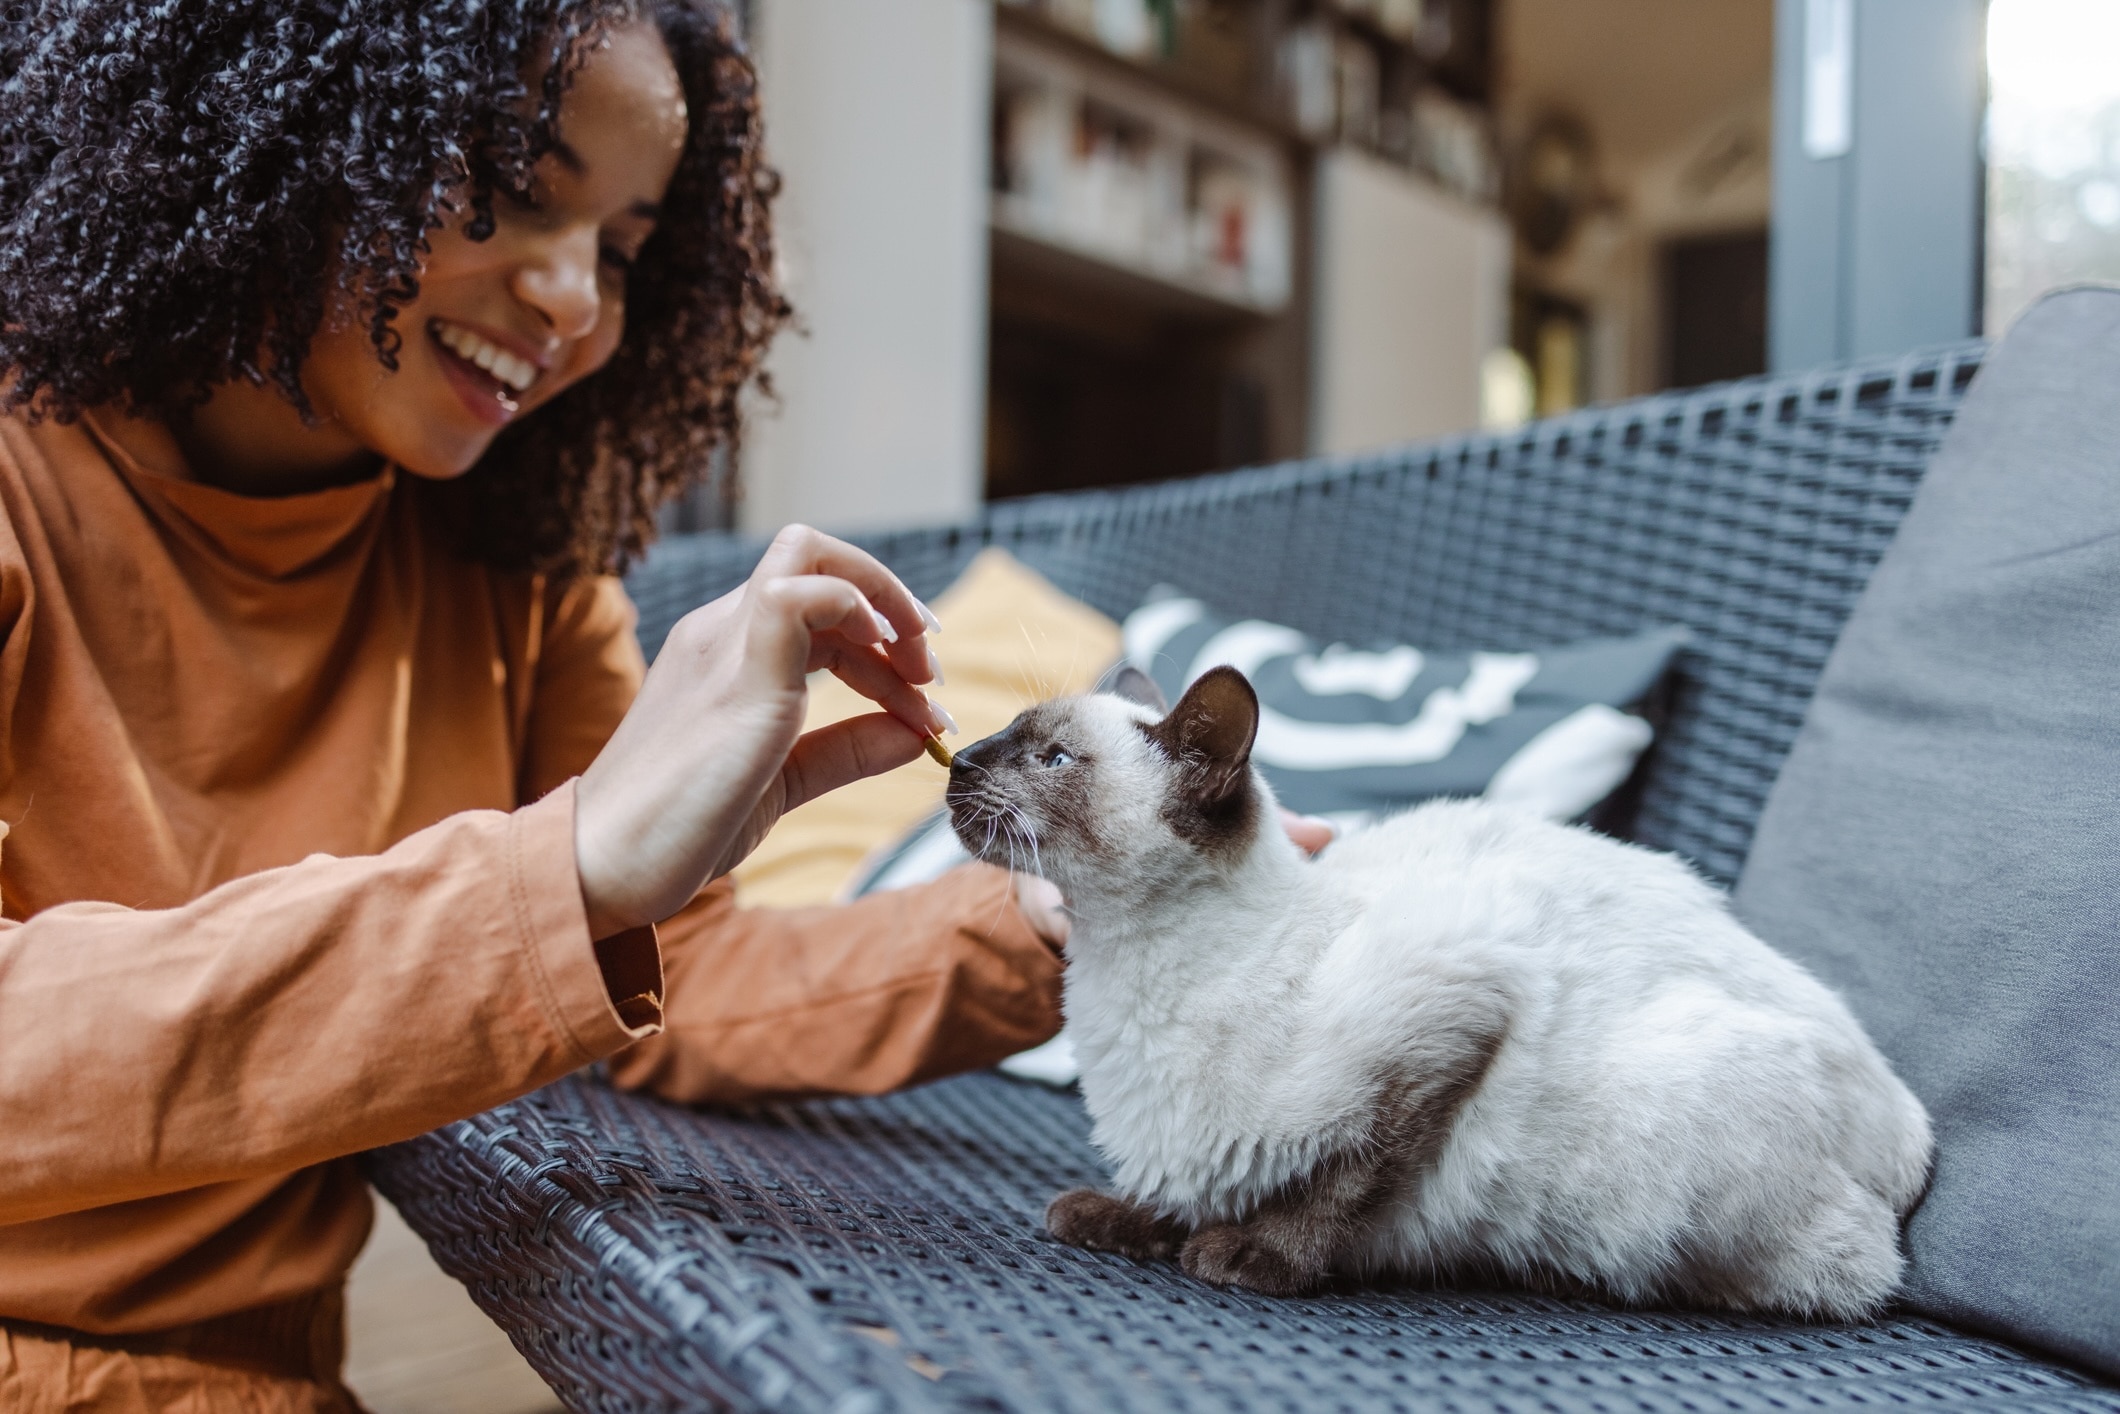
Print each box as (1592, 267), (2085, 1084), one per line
(943, 730), (1012, 862)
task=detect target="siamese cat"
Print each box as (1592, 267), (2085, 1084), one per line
(944, 666), (1930, 1316)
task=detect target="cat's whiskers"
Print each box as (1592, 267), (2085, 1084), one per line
(1005, 802), (1047, 883)
(963, 788), (1030, 878)
(999, 809), (1031, 879)
(1017, 624), (1058, 702)
(976, 805), (1002, 863)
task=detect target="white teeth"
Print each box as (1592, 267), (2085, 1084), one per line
(433, 321), (537, 392)
(495, 351), (534, 388)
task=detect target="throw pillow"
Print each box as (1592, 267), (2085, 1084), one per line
(1733, 287), (2120, 1376)
(1124, 591), (1688, 827)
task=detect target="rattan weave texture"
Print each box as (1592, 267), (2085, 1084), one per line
(374, 1070), (2118, 1413)
(368, 343), (2120, 1410)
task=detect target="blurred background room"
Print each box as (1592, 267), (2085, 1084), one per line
(351, 3), (2120, 1409)
(655, 0), (2120, 546)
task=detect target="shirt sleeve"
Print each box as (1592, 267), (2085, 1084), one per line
(0, 781), (657, 1227)
(606, 864), (1064, 1105)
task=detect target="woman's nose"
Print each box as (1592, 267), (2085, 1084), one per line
(511, 231), (601, 341)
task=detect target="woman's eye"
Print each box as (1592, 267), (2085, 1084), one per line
(598, 245), (636, 275)
(1042, 748), (1075, 768)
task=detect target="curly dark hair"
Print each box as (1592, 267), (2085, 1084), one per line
(0, 0), (787, 575)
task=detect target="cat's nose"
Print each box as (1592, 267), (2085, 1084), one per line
(951, 731), (1007, 775)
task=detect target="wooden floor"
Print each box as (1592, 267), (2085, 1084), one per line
(344, 1200), (564, 1414)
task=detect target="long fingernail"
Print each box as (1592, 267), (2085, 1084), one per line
(931, 702), (960, 736)
(915, 599), (942, 635)
(869, 607), (898, 643)
(926, 645), (946, 687)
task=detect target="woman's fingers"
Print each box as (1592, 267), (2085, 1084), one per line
(815, 636), (954, 737)
(750, 574), (891, 671)
(1278, 807), (1337, 856)
(750, 576), (948, 737)
(752, 570), (951, 733)
(777, 713), (925, 815)
(1014, 875), (1071, 949)
(751, 525), (937, 682)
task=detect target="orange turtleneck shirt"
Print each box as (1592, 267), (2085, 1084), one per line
(0, 408), (1059, 1401)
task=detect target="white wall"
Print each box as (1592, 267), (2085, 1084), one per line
(739, 0), (992, 535)
(1309, 149), (1511, 455)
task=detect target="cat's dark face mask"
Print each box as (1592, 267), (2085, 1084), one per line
(945, 701), (1103, 877)
(944, 667), (1266, 888)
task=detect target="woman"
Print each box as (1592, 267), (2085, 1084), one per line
(0, 2), (1069, 1407)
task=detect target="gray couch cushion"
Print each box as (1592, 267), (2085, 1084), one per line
(1734, 287), (2120, 1376)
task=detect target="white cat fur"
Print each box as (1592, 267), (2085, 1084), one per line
(956, 686), (1932, 1317)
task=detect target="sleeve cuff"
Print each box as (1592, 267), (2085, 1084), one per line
(507, 781), (665, 1061)
(595, 925), (665, 1031)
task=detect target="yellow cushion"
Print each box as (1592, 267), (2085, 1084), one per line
(729, 547), (1122, 906)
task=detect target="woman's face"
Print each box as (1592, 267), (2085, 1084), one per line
(285, 20), (689, 482)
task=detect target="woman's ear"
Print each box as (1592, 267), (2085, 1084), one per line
(1149, 666), (1259, 804)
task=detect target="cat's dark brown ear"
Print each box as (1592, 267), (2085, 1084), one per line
(1101, 664), (1168, 711)
(1150, 665), (1259, 804)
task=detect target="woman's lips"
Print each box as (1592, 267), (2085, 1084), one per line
(428, 325), (525, 427)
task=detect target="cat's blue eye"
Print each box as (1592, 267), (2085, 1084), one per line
(1043, 748), (1076, 768)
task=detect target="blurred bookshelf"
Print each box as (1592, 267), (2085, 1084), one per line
(991, 24), (1294, 313)
(985, 0), (1503, 501)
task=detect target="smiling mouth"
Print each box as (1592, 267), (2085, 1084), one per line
(428, 318), (540, 415)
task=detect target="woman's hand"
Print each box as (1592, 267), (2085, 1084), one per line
(1015, 876), (1071, 951)
(1278, 808), (1337, 856)
(573, 525), (947, 937)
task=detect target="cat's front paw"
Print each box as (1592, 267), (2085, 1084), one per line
(1180, 1223), (1327, 1297)
(1045, 1188), (1188, 1261)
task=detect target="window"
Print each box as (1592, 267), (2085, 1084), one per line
(1984, 0), (2120, 334)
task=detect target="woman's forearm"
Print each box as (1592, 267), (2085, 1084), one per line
(0, 783), (655, 1225)
(606, 863), (1061, 1106)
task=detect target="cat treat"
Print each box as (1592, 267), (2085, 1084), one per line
(944, 665), (1931, 1316)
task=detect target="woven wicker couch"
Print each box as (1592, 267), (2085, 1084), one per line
(366, 340), (2120, 1412)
